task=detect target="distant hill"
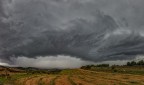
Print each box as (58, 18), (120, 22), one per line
(0, 65), (25, 76)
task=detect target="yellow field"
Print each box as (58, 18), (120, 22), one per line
(5, 69), (144, 85)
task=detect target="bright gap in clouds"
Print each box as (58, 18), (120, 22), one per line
(0, 62), (10, 66)
(11, 55), (95, 69)
(2, 55), (144, 68)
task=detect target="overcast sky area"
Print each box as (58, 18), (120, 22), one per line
(0, 0), (144, 68)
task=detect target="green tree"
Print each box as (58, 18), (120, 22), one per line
(131, 61), (136, 66)
(127, 62), (131, 66)
(137, 60), (144, 65)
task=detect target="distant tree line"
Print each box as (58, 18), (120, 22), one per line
(127, 60), (144, 66)
(81, 60), (144, 70)
(81, 64), (109, 69)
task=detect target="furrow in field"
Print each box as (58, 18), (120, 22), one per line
(24, 77), (43, 85)
(15, 75), (39, 85)
(55, 75), (71, 85)
(78, 75), (128, 85)
(48, 75), (60, 85)
(41, 75), (56, 85)
(23, 75), (50, 85)
(101, 74), (144, 85)
(71, 75), (95, 85)
(79, 70), (144, 85)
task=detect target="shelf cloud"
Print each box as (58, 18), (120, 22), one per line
(0, 0), (144, 68)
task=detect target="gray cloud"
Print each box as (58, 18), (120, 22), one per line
(11, 55), (95, 68)
(0, 0), (144, 67)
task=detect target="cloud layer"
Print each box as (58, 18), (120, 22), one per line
(0, 0), (144, 68)
(11, 55), (94, 68)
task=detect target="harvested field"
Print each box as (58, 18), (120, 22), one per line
(7, 69), (143, 85)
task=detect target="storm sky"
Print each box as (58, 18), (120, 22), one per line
(0, 0), (144, 68)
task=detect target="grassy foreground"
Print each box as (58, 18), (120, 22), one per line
(0, 68), (144, 85)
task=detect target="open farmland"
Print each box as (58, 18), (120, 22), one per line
(0, 68), (144, 85)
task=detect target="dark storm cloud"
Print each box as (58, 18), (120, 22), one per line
(0, 0), (144, 64)
(90, 32), (144, 61)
